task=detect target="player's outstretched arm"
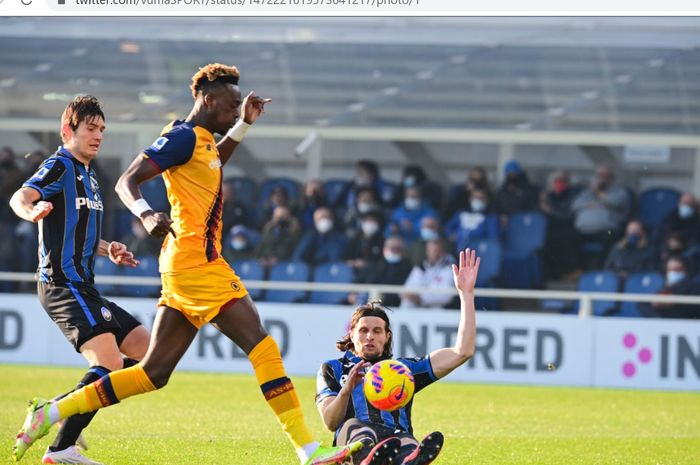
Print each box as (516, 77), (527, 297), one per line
(9, 187), (53, 223)
(217, 91), (271, 166)
(428, 248), (480, 379)
(116, 155), (175, 239)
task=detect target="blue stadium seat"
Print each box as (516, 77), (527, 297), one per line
(501, 212), (547, 289)
(112, 209), (134, 243)
(309, 262), (353, 305)
(617, 272), (664, 317)
(576, 271), (620, 316)
(140, 175), (170, 213)
(265, 261), (310, 303)
(121, 255), (160, 298)
(473, 239), (502, 287)
(323, 179), (350, 207)
(232, 260), (265, 301)
(638, 187), (680, 229)
(93, 256), (121, 296)
(259, 178), (301, 206)
(226, 176), (257, 206)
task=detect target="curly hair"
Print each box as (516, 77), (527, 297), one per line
(336, 300), (393, 359)
(190, 63), (240, 99)
(60, 95), (105, 143)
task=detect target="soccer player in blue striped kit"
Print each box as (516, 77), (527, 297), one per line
(9, 95), (150, 464)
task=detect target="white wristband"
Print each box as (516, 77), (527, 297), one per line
(226, 120), (251, 142)
(129, 198), (153, 218)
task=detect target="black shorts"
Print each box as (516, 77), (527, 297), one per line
(37, 280), (142, 352)
(335, 418), (414, 447)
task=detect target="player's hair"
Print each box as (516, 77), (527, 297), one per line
(336, 300), (393, 359)
(190, 63), (240, 99)
(60, 95), (105, 143)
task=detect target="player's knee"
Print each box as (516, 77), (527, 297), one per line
(142, 364), (172, 389)
(93, 353), (126, 371)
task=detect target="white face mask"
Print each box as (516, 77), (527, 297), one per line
(384, 252), (402, 264)
(405, 197), (420, 210)
(679, 204), (695, 219)
(471, 199), (486, 212)
(361, 221), (379, 237)
(231, 238), (247, 251)
(420, 228), (439, 241)
(667, 271), (686, 286)
(316, 218), (333, 234)
(357, 201), (375, 214)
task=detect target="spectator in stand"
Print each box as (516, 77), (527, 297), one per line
(299, 180), (328, 229)
(494, 160), (539, 217)
(445, 166), (493, 220)
(122, 217), (162, 257)
(655, 232), (688, 271)
(221, 181), (254, 233)
(651, 256), (700, 319)
(401, 239), (456, 309)
(256, 205), (302, 268)
(342, 186), (384, 237)
(571, 165), (630, 267)
(348, 235), (412, 308)
(339, 159), (391, 209)
(293, 207), (348, 265)
(343, 211), (385, 278)
(387, 186), (439, 243)
(407, 216), (451, 267)
(394, 164), (428, 205)
(656, 192), (700, 247)
(0, 147), (23, 223)
(444, 188), (500, 253)
(223, 225), (257, 263)
(603, 220), (654, 278)
(260, 185), (295, 227)
(540, 170), (579, 280)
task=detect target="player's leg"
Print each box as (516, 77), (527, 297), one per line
(211, 295), (363, 464)
(394, 432), (443, 465)
(335, 419), (400, 465)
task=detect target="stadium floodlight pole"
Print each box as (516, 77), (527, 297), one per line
(295, 131), (322, 179)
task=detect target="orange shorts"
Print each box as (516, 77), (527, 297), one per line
(158, 258), (248, 328)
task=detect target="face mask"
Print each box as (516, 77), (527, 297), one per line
(384, 252), (402, 264)
(420, 228), (439, 241)
(405, 197), (420, 210)
(356, 176), (371, 187)
(357, 202), (375, 214)
(679, 204), (695, 219)
(403, 176), (417, 188)
(470, 199), (486, 212)
(361, 221), (379, 237)
(553, 179), (568, 194)
(627, 234), (640, 247)
(231, 238), (247, 251)
(316, 218), (333, 234)
(667, 271), (686, 286)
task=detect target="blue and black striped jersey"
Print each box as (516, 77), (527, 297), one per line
(316, 351), (438, 438)
(22, 147), (104, 284)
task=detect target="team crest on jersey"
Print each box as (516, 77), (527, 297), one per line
(100, 306), (113, 321)
(150, 137), (169, 152)
(89, 175), (100, 193)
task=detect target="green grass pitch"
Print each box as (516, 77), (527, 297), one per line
(1, 365), (699, 464)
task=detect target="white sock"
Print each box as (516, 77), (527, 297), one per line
(298, 441), (320, 463)
(48, 404), (60, 424)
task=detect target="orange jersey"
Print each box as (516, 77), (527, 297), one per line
(143, 120), (224, 273)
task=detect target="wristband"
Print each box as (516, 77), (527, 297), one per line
(226, 120), (251, 142)
(129, 198), (153, 218)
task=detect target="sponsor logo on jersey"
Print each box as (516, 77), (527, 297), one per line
(75, 197), (104, 211)
(209, 158), (222, 169)
(31, 166), (50, 181)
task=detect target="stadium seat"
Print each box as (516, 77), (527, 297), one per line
(265, 260), (310, 303)
(575, 271), (620, 316)
(638, 187), (680, 229)
(259, 178), (301, 206)
(323, 179), (350, 207)
(93, 256), (121, 296)
(232, 259), (265, 301)
(473, 239), (502, 287)
(501, 212), (547, 289)
(422, 181), (444, 211)
(121, 255), (160, 298)
(140, 175), (170, 213)
(225, 176), (257, 206)
(616, 272), (664, 317)
(309, 261), (353, 305)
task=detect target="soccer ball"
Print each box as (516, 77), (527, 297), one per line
(363, 359), (415, 411)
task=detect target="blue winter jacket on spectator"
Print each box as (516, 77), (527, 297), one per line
(387, 204), (439, 243)
(292, 229), (348, 265)
(445, 210), (500, 251)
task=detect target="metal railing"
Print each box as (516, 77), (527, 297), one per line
(2, 271), (699, 318)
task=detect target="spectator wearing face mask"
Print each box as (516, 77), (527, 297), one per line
(293, 207), (348, 265)
(339, 159), (391, 209)
(540, 170), (579, 280)
(444, 188), (500, 253)
(223, 225), (257, 263)
(494, 160), (539, 216)
(394, 164), (432, 206)
(260, 185), (295, 227)
(299, 180), (328, 229)
(401, 240), (456, 309)
(656, 193), (700, 247)
(221, 181), (254, 233)
(445, 166), (493, 220)
(342, 187), (384, 237)
(348, 236), (412, 307)
(603, 220), (654, 278)
(407, 216), (451, 267)
(651, 256), (700, 319)
(256, 205), (302, 268)
(387, 186), (439, 243)
(343, 211), (385, 273)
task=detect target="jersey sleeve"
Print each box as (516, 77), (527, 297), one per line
(142, 125), (196, 171)
(22, 157), (67, 200)
(315, 361), (342, 404)
(400, 356), (438, 393)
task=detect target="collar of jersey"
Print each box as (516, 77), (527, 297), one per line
(57, 146), (89, 169)
(344, 351), (362, 363)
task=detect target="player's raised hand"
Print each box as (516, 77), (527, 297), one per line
(341, 361), (370, 394)
(240, 90), (272, 125)
(452, 248), (480, 295)
(141, 211), (176, 239)
(30, 201), (53, 222)
(108, 241), (140, 268)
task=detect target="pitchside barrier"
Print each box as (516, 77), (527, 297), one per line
(0, 273), (698, 391)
